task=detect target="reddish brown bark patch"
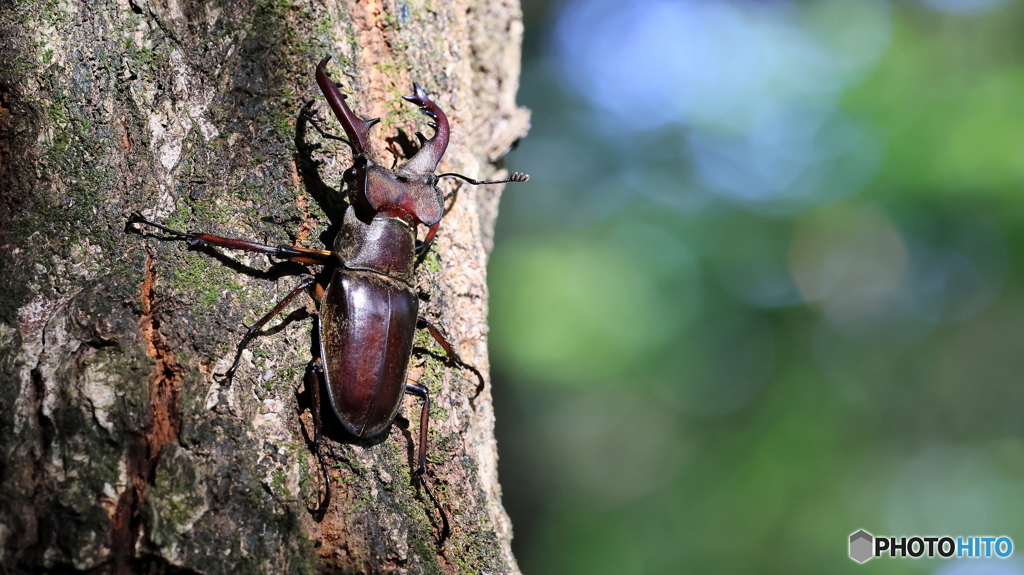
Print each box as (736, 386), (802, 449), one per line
(110, 253), (185, 575)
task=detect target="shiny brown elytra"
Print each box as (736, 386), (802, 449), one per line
(128, 56), (528, 541)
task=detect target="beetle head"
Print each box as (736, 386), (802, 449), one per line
(316, 57), (447, 227)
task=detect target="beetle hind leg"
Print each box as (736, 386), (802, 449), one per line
(416, 317), (486, 397)
(405, 382), (451, 543)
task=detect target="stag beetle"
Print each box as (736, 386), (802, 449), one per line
(128, 56), (527, 539)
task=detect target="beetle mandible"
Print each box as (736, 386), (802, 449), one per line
(128, 56), (528, 539)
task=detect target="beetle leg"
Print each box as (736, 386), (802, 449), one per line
(416, 317), (486, 398)
(405, 383), (432, 475)
(219, 276), (318, 384)
(307, 357), (331, 515)
(405, 382), (450, 542)
(128, 212), (333, 266)
(415, 222), (441, 256)
(303, 106), (352, 147)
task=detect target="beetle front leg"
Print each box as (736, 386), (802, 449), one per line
(303, 104), (352, 147)
(128, 212), (333, 266)
(417, 317), (486, 397)
(415, 222), (441, 256)
(405, 382), (451, 542)
(220, 276), (318, 384)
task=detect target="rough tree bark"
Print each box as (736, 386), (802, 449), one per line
(0, 0), (529, 573)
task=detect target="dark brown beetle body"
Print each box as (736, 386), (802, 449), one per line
(321, 267), (418, 437)
(128, 56), (527, 541)
(319, 212), (421, 438)
(310, 57), (455, 442)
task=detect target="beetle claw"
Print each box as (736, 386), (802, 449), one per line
(416, 473), (451, 544)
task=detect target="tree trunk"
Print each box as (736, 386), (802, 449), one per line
(0, 0), (529, 573)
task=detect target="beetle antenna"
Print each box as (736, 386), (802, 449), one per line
(437, 171), (529, 185)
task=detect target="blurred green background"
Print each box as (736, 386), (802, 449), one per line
(489, 0), (1024, 573)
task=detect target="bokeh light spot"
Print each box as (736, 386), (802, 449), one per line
(917, 0), (1012, 15)
(934, 560), (1024, 575)
(789, 204), (908, 331)
(490, 225), (700, 385)
(552, 0), (891, 211)
(887, 444), (1024, 536)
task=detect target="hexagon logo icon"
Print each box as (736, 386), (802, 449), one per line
(849, 530), (874, 563)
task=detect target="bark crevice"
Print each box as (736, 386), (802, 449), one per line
(110, 252), (185, 575)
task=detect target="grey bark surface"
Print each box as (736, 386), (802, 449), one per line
(0, 0), (529, 573)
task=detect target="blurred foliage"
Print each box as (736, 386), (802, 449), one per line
(490, 1), (1024, 574)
